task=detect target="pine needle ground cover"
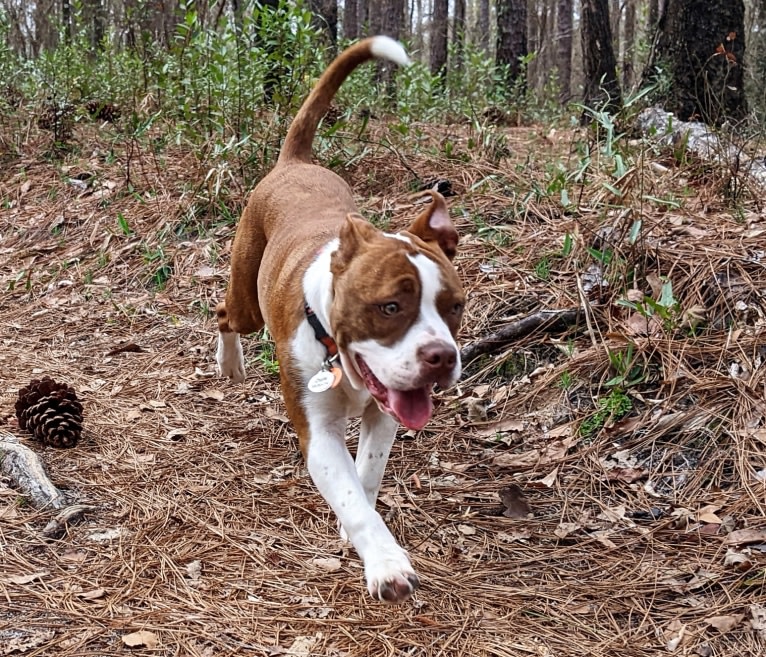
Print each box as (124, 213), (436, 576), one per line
(1, 116), (765, 656)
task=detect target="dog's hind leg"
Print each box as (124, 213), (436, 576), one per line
(215, 227), (267, 382)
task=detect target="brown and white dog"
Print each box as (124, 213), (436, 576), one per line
(216, 36), (465, 603)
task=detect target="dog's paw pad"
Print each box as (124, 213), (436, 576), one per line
(366, 553), (419, 604)
(376, 572), (419, 603)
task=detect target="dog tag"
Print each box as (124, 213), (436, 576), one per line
(308, 369), (336, 393)
(308, 366), (343, 393)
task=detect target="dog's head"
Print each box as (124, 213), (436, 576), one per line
(329, 192), (464, 430)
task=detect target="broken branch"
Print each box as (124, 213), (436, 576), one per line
(460, 308), (584, 364)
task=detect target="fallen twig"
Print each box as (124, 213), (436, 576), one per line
(0, 429), (66, 509)
(41, 504), (94, 540)
(460, 308), (585, 364)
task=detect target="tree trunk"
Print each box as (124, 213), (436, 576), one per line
(648, 0), (660, 32)
(477, 0), (490, 54)
(344, 0), (359, 40)
(557, 0), (573, 101)
(622, 0), (636, 90)
(581, 0), (622, 114)
(379, 0), (405, 83)
(646, 0), (747, 124)
(496, 0), (528, 88)
(430, 0), (449, 77)
(311, 0), (338, 54)
(610, 0), (621, 59)
(61, 0), (73, 43)
(82, 0), (107, 53)
(453, 0), (466, 73)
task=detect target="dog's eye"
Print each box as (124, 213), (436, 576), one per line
(379, 302), (400, 317)
(452, 302), (464, 315)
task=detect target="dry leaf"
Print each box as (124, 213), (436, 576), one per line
(606, 467), (647, 483)
(200, 389), (225, 401)
(88, 528), (123, 542)
(125, 409), (142, 421)
(186, 560), (202, 581)
(499, 484), (531, 518)
(77, 588), (106, 600)
(285, 633), (322, 656)
(148, 400), (167, 408)
(493, 439), (571, 469)
(751, 604), (766, 638)
(597, 504), (626, 523)
(5, 571), (48, 585)
(311, 557), (342, 572)
(723, 548), (752, 571)
(554, 522), (580, 539)
(725, 528), (766, 545)
(121, 630), (158, 649)
(591, 530), (617, 549)
(478, 417), (525, 437)
(537, 467), (558, 488)
(547, 424), (572, 438)
(698, 512), (722, 524)
(704, 614), (743, 633)
(457, 524), (477, 536)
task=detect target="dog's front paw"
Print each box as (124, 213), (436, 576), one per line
(365, 548), (419, 604)
(216, 332), (246, 383)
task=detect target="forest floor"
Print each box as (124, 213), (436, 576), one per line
(1, 114), (766, 657)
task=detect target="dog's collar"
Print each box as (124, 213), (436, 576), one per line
(304, 302), (339, 363)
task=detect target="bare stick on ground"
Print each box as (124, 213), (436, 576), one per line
(0, 429), (66, 510)
(460, 308), (584, 364)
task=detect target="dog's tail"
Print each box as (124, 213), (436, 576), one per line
(277, 36), (409, 165)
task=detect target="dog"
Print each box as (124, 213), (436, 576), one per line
(216, 36), (465, 603)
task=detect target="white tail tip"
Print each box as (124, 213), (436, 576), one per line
(370, 36), (410, 68)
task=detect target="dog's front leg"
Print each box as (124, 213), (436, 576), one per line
(355, 402), (399, 508)
(305, 409), (418, 603)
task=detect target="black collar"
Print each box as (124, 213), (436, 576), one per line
(304, 302), (338, 361)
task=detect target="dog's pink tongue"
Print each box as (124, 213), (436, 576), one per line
(389, 387), (433, 431)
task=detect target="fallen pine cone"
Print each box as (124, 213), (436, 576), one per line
(15, 376), (84, 448)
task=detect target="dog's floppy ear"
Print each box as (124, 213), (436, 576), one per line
(406, 191), (458, 260)
(332, 213), (378, 273)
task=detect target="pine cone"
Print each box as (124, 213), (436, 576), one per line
(15, 377), (84, 448)
(84, 100), (121, 123)
(37, 99), (75, 140)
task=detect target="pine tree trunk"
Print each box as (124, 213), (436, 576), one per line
(557, 0), (573, 101)
(622, 0), (636, 90)
(610, 0), (621, 60)
(430, 0), (449, 77)
(496, 0), (528, 88)
(344, 0), (359, 40)
(453, 0), (466, 73)
(379, 0), (405, 84)
(581, 0), (622, 114)
(646, 0), (747, 124)
(311, 0), (338, 54)
(478, 0), (490, 54)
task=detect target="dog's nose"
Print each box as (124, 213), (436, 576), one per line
(418, 341), (457, 373)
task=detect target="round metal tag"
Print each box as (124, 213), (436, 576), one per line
(308, 370), (336, 393)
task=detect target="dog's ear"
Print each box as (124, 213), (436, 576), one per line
(406, 191), (458, 260)
(332, 213), (378, 273)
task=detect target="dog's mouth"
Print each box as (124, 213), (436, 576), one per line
(355, 355), (433, 430)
